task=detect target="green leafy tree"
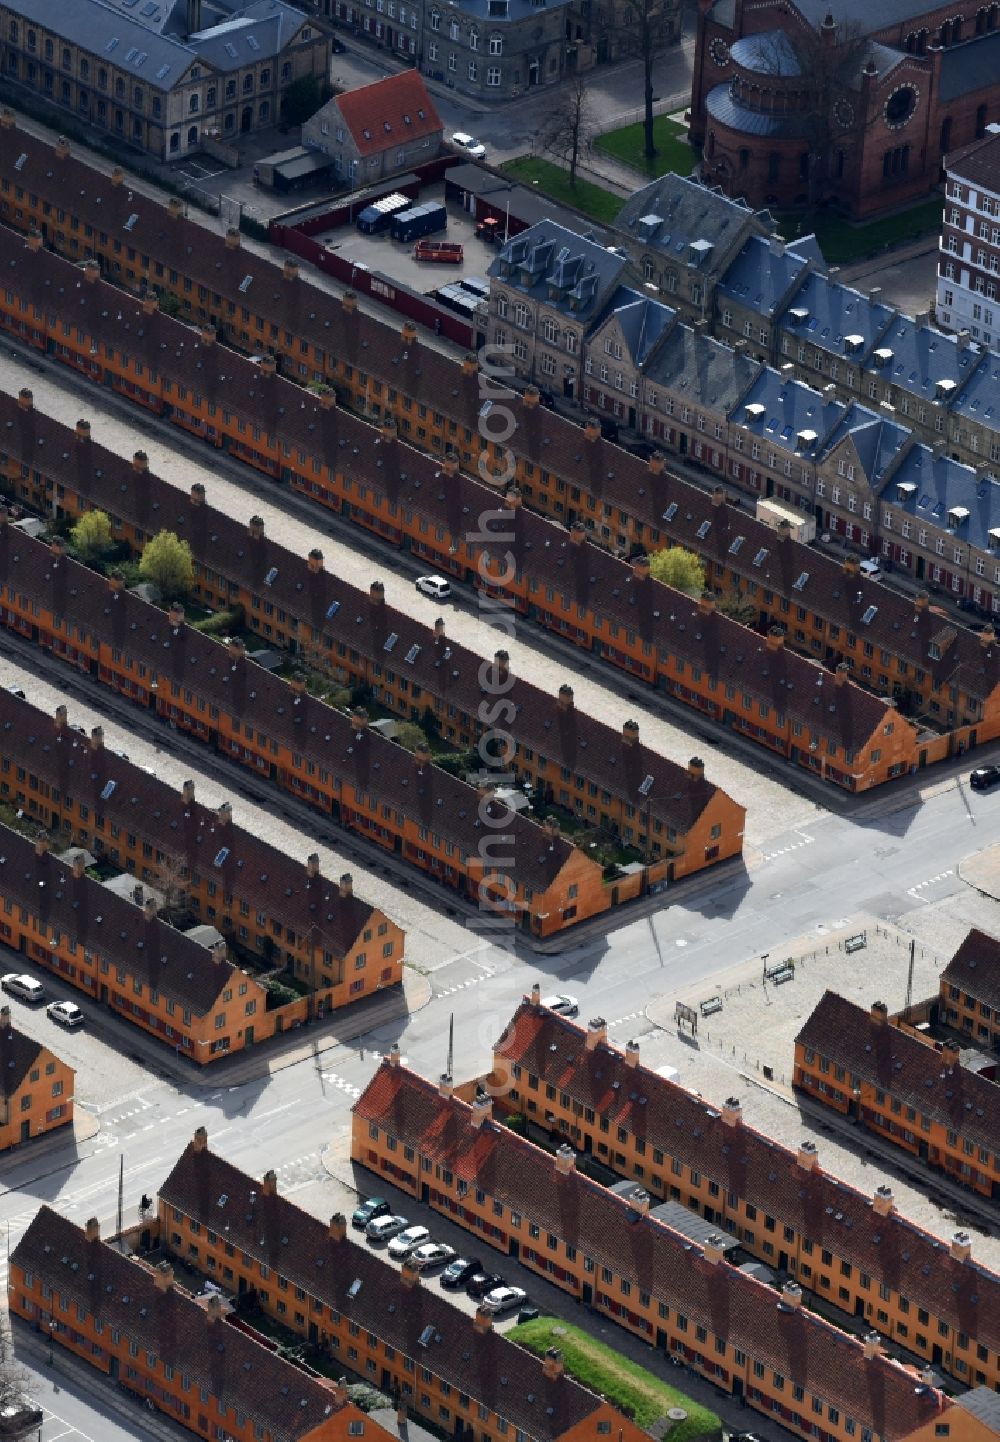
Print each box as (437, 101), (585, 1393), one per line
(70, 509), (115, 564)
(717, 591), (758, 625)
(648, 546), (705, 597)
(139, 529), (194, 601)
(281, 75), (333, 127)
(393, 721), (432, 752)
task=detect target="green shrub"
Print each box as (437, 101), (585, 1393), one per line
(193, 604), (245, 635)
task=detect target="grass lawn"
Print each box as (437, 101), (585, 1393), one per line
(595, 115), (697, 178)
(501, 156), (624, 224)
(778, 196), (944, 264)
(508, 1317), (720, 1442)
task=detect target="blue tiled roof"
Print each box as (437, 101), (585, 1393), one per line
(951, 352), (1000, 429)
(717, 234), (818, 317)
(823, 405), (912, 485)
(873, 317), (982, 402)
(779, 274), (895, 361)
(731, 370), (846, 454)
(591, 288), (677, 368)
(488, 220), (627, 323)
(885, 445), (997, 554)
(644, 326), (760, 410)
(615, 173), (763, 264)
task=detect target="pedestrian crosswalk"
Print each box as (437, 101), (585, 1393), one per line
(763, 834), (815, 863)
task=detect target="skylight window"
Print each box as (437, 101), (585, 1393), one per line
(792, 571), (809, 591)
(638, 774), (654, 796)
(662, 502), (678, 522)
(728, 536), (745, 555)
(213, 848), (230, 867)
(239, 274), (253, 293)
(14, 153), (26, 172)
(404, 643), (420, 664)
(100, 780), (117, 800)
(696, 520), (711, 540)
(326, 601), (340, 619)
(752, 547), (768, 567)
(156, 63), (171, 78)
(347, 1278), (363, 1298)
(106, 36), (119, 51)
(264, 567), (278, 586)
(124, 213), (139, 232)
(862, 605), (878, 625)
(224, 41), (238, 56)
(247, 33), (260, 49)
(418, 1325), (435, 1347)
(384, 632), (398, 652)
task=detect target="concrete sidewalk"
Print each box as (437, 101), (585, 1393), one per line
(958, 842), (1000, 900)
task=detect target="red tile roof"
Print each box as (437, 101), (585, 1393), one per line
(158, 1139), (610, 1441)
(11, 1206), (381, 1442)
(0, 391), (739, 839)
(796, 991), (1000, 1157)
(332, 72), (442, 158)
(354, 1064), (945, 1441)
(940, 928), (1000, 1016)
(0, 688), (381, 959)
(494, 1001), (1000, 1354)
(0, 522), (579, 895)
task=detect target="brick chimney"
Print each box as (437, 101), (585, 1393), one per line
(369, 580), (385, 605)
(54, 704), (68, 732)
(872, 1184), (894, 1217)
(0, 1005), (9, 1029)
(83, 260), (99, 284)
(625, 1039), (640, 1068)
(474, 1307), (493, 1334)
(870, 1000), (888, 1024)
(155, 1261), (175, 1292)
(569, 520), (587, 545)
(698, 591), (715, 615)
(702, 1234), (725, 1265)
(523, 385), (540, 409)
(317, 387), (337, 411)
(306, 853), (320, 879)
(914, 591), (930, 613)
(797, 1140), (818, 1172)
(586, 1017), (607, 1050)
(85, 1217), (100, 1242)
(400, 1260), (421, 1290)
(339, 873), (353, 898)
(169, 602), (185, 628)
(248, 515), (264, 542)
(439, 1073), (454, 1098)
(341, 292), (358, 315)
(34, 834), (50, 858)
(72, 853), (86, 880)
(142, 292), (158, 316)
(780, 1281), (802, 1310)
(622, 719), (640, 747)
(950, 1230), (971, 1262)
(835, 662), (851, 687)
(471, 1094), (492, 1129)
(528, 982), (541, 1005)
(542, 1348), (564, 1380)
(493, 649), (510, 684)
(26, 231), (42, 254)
(863, 1332), (882, 1360)
(434, 617), (446, 638)
(261, 1169), (277, 1197)
(721, 1096), (742, 1127)
(190, 483), (206, 506)
(308, 548), (324, 573)
(143, 897), (158, 922)
(461, 354), (478, 376)
(205, 1294), (226, 1324)
(18, 387), (32, 411)
(75, 419), (91, 442)
(766, 626), (785, 651)
(632, 553), (651, 581)
(215, 801), (232, 826)
(938, 1034), (960, 1067)
(90, 725), (104, 752)
(350, 707), (369, 733)
(282, 259), (299, 282)
(555, 1143), (576, 1175)
(401, 321), (417, 346)
(648, 453), (664, 475)
(584, 419), (601, 442)
(626, 1186), (650, 1216)
(226, 638), (245, 663)
(168, 197), (184, 220)
(329, 1213), (346, 1243)
(387, 1042), (401, 1068)
(687, 756), (705, 781)
(225, 227), (241, 250)
(193, 1125), (208, 1152)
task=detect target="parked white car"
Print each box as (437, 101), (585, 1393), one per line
(409, 1241), (456, 1271)
(415, 574), (452, 600)
(451, 132), (487, 160)
(46, 1000), (85, 1029)
(540, 993), (579, 1017)
(388, 1225), (431, 1259)
(1, 973), (45, 1004)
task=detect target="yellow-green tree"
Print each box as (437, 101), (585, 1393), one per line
(139, 530), (194, 601)
(648, 546), (706, 597)
(70, 509), (114, 564)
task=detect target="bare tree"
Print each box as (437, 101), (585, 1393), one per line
(540, 73), (594, 186)
(153, 853), (192, 926)
(751, 19), (871, 211)
(615, 0), (675, 161)
(0, 1311), (32, 1412)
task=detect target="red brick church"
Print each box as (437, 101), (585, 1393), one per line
(691, 0), (1000, 216)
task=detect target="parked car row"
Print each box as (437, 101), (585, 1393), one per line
(351, 1197), (534, 1317)
(1, 973), (85, 1028)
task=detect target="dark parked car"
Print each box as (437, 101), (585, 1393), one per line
(351, 1197), (390, 1230)
(466, 1270), (504, 1299)
(516, 1304), (540, 1324)
(970, 765), (1000, 791)
(441, 1256), (482, 1290)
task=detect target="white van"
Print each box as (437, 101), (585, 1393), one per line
(1, 973), (46, 1004)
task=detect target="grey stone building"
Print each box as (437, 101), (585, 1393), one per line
(0, 0), (328, 159)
